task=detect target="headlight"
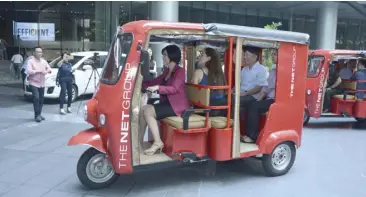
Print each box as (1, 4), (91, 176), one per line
(99, 114), (106, 125)
(307, 89), (311, 95)
(83, 104), (88, 120)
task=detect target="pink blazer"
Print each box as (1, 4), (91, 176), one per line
(143, 65), (190, 116)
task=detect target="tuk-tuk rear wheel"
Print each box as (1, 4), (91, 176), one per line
(77, 147), (119, 189)
(262, 142), (296, 177)
(303, 110), (310, 125)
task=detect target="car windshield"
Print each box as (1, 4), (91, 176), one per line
(100, 33), (133, 84)
(49, 55), (84, 68)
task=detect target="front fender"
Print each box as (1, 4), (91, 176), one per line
(261, 130), (300, 154)
(68, 127), (106, 153)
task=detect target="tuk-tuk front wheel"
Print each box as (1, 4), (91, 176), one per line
(262, 142), (296, 177)
(77, 147), (119, 189)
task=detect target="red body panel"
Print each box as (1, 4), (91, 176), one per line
(306, 49), (365, 119)
(68, 128), (106, 153)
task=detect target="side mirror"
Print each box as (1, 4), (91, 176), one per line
(140, 49), (151, 81)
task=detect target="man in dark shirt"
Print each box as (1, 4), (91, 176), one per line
(323, 62), (342, 112)
(350, 59), (366, 99)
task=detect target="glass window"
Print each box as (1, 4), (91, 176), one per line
(100, 33), (133, 84)
(307, 55), (324, 77)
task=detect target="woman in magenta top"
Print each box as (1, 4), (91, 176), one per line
(140, 45), (190, 155)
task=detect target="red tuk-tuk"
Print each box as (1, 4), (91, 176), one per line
(68, 21), (310, 189)
(304, 50), (366, 125)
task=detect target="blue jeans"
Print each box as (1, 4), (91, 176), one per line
(59, 80), (73, 109)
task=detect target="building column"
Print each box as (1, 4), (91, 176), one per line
(150, 1), (179, 75)
(315, 1), (339, 49)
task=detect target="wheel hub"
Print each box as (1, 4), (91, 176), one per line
(271, 144), (291, 171)
(86, 154), (115, 183)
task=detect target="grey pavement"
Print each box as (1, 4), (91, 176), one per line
(0, 84), (365, 197)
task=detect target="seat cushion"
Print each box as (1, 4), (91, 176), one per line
(210, 116), (233, 129)
(333, 94), (355, 100)
(162, 114), (208, 129)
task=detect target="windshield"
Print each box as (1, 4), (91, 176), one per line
(307, 55), (325, 77)
(100, 33), (133, 84)
(49, 55), (83, 68)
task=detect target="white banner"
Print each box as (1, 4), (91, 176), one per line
(13, 21), (55, 41)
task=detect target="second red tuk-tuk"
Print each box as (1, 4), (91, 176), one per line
(304, 49), (366, 125)
(68, 20), (310, 189)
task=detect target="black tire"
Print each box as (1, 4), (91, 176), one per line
(303, 109), (310, 126)
(355, 117), (366, 123)
(77, 147), (119, 190)
(262, 142), (296, 177)
(71, 84), (78, 102)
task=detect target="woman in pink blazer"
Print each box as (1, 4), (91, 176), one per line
(141, 45), (190, 155)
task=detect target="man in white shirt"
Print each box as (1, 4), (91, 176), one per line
(11, 52), (23, 79)
(232, 46), (269, 117)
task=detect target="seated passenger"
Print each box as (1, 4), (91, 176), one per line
(350, 59), (366, 99)
(191, 47), (227, 116)
(323, 62), (343, 112)
(339, 60), (354, 80)
(241, 50), (277, 143)
(140, 45), (190, 155)
(232, 46), (269, 117)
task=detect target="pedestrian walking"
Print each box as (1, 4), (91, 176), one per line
(11, 52), (23, 79)
(27, 46), (52, 122)
(56, 52), (74, 115)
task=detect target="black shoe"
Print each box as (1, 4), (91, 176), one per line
(35, 116), (42, 122)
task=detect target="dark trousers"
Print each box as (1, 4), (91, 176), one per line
(231, 95), (256, 119)
(13, 63), (21, 79)
(30, 85), (45, 118)
(21, 68), (26, 90)
(59, 80), (73, 109)
(245, 99), (274, 141)
(323, 88), (342, 112)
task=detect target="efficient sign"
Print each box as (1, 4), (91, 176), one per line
(13, 22), (55, 41)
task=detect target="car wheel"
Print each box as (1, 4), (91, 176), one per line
(64, 84), (78, 103)
(262, 142), (296, 177)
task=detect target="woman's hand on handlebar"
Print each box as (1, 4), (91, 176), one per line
(146, 85), (159, 93)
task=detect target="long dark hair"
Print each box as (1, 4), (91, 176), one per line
(204, 48), (226, 94)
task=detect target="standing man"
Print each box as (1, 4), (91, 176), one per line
(27, 46), (52, 122)
(232, 46), (269, 117)
(11, 52), (23, 79)
(241, 50), (277, 143)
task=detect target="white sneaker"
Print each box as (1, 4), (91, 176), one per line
(60, 109), (66, 115)
(67, 107), (72, 113)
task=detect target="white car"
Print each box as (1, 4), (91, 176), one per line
(24, 51), (108, 102)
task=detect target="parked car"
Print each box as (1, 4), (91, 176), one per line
(24, 51), (108, 102)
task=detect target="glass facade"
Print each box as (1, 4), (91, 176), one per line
(1, 1), (366, 61)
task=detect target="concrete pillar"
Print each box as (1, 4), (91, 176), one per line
(315, 1), (339, 49)
(150, 1), (179, 75)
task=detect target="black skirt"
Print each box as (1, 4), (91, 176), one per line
(153, 101), (176, 120)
